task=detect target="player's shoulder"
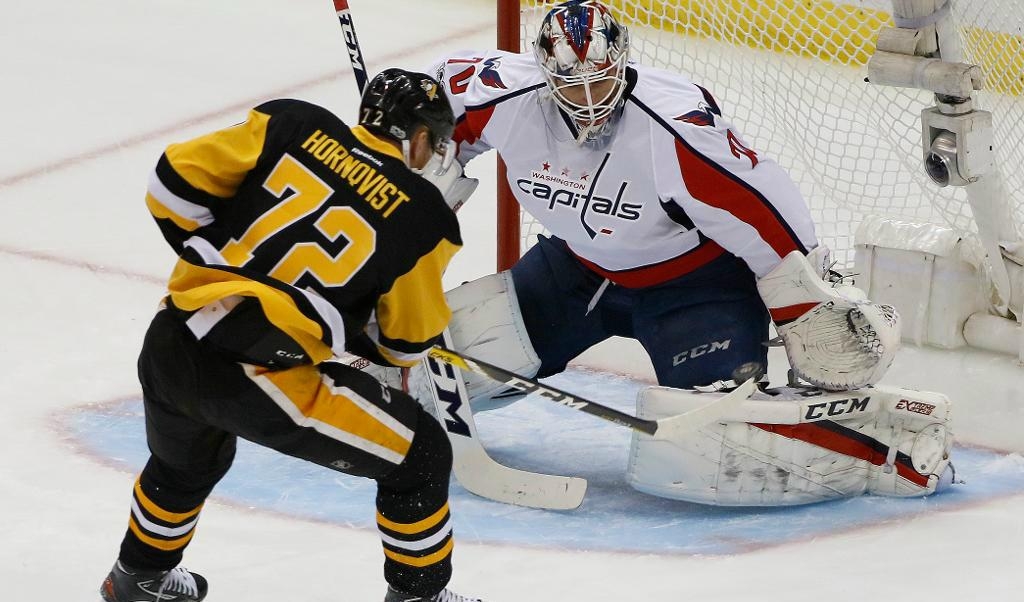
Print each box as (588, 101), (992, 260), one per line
(342, 129), (461, 240)
(385, 175), (463, 247)
(252, 98), (346, 130)
(433, 49), (545, 107)
(626, 63), (724, 129)
(253, 99), (361, 156)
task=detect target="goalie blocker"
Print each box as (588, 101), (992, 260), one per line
(627, 384), (955, 506)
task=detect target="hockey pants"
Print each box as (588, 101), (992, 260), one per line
(116, 308), (454, 597)
(511, 235), (770, 388)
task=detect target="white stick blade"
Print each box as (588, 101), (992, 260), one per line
(652, 378), (758, 442)
(450, 439), (587, 510)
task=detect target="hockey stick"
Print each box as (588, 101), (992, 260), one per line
(333, 0), (369, 92)
(328, 2), (584, 509)
(423, 330), (587, 510)
(335, 349), (586, 509)
(428, 348), (759, 442)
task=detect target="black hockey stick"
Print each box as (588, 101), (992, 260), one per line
(428, 348), (759, 442)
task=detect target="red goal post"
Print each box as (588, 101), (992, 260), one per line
(497, 0), (522, 271)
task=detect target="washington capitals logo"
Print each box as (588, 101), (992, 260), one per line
(675, 103), (717, 127)
(674, 85), (722, 127)
(479, 58), (507, 89)
(517, 152), (642, 240)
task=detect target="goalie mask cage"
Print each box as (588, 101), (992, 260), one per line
(494, 0), (1024, 275)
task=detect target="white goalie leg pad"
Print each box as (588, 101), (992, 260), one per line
(758, 249), (901, 390)
(626, 384), (954, 505)
(408, 272), (541, 412)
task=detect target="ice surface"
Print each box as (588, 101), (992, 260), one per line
(2, 1), (1022, 600)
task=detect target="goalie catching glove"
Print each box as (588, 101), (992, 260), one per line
(758, 248), (900, 390)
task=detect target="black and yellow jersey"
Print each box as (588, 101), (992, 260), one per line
(145, 98), (462, 367)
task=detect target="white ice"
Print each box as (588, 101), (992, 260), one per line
(2, 1), (1023, 600)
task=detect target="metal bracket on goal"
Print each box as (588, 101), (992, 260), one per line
(866, 0), (1014, 319)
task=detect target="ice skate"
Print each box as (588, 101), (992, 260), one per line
(100, 560), (208, 602)
(384, 585), (482, 602)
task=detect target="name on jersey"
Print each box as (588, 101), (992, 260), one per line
(302, 130), (410, 217)
(515, 170), (641, 233)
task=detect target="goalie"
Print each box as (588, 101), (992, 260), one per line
(391, 0), (951, 506)
(420, 247), (956, 506)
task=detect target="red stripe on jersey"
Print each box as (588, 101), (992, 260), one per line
(674, 138), (802, 260)
(768, 302), (819, 324)
(750, 422), (931, 488)
(572, 240), (725, 288)
(454, 105), (496, 147)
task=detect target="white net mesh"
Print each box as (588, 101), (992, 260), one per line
(514, 0), (1024, 267)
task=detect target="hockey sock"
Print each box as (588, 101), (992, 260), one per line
(375, 409), (454, 597)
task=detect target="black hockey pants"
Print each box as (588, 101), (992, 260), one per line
(117, 308), (454, 597)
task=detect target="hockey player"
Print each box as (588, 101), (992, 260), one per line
(99, 69), (482, 602)
(425, 0), (901, 410)
(404, 0), (932, 506)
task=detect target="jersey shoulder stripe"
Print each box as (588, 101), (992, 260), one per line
(628, 90), (808, 257)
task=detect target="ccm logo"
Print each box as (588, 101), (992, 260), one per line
(804, 397), (871, 420)
(426, 357), (472, 437)
(672, 340), (731, 366)
(276, 350), (306, 360)
(895, 400), (936, 415)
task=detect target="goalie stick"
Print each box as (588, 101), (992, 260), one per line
(328, 1), (584, 510)
(428, 348), (759, 443)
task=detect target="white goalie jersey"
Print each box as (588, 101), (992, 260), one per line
(430, 51), (817, 286)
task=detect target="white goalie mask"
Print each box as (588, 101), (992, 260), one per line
(534, 0), (630, 144)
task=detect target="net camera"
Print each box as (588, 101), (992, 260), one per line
(921, 99), (993, 188)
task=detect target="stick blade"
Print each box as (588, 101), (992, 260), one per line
(450, 439), (587, 510)
(652, 378), (758, 442)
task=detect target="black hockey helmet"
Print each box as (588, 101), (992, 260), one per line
(358, 68), (455, 153)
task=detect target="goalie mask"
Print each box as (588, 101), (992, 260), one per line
(359, 68), (458, 183)
(534, 0), (630, 144)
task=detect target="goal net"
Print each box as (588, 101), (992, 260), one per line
(500, 0), (1024, 272)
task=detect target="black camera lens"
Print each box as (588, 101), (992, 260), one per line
(925, 131), (958, 187)
(925, 151), (951, 186)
